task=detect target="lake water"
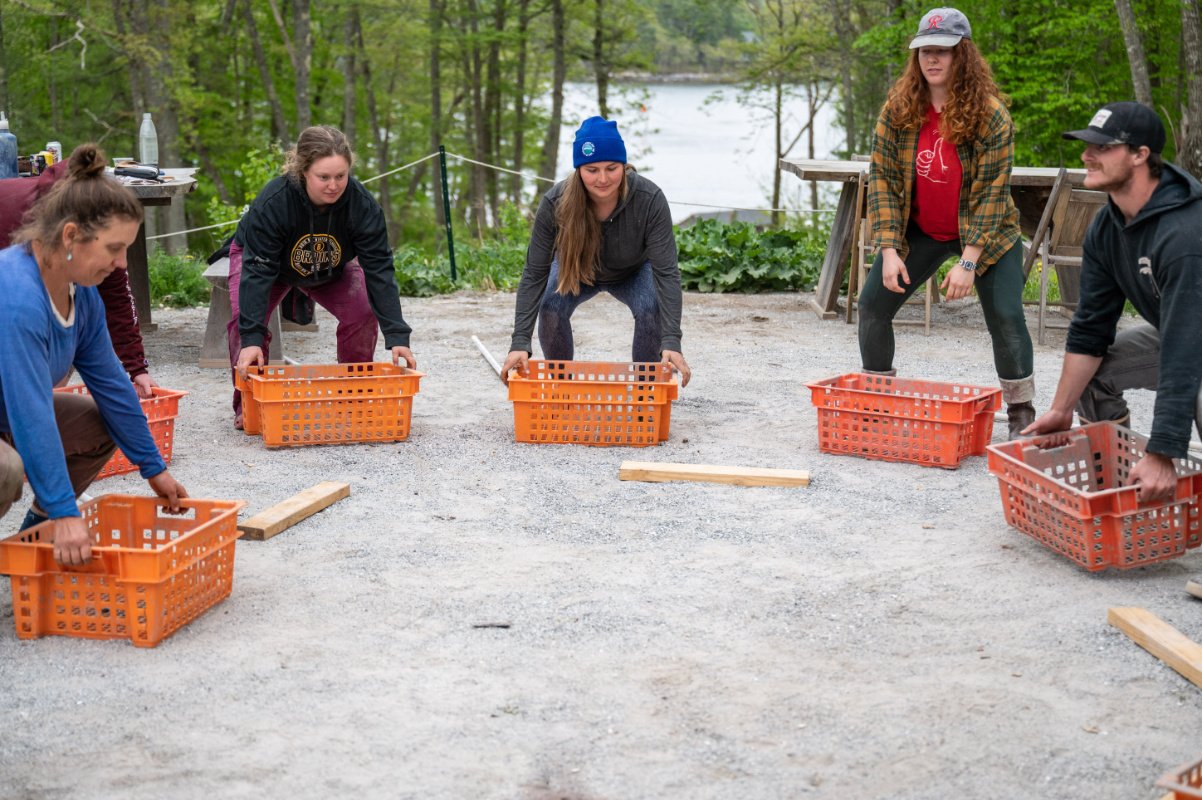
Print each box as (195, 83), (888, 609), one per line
(552, 81), (845, 222)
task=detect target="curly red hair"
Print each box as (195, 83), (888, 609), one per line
(881, 39), (1007, 144)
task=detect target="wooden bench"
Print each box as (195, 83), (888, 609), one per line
(198, 257), (287, 368)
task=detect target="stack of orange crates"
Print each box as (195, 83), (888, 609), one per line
(806, 372), (1000, 468)
(508, 359), (678, 446)
(55, 385), (187, 478)
(0, 495), (245, 647)
(236, 362), (423, 447)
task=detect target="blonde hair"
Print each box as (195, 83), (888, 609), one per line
(13, 143), (142, 249)
(552, 165), (631, 295)
(881, 39), (1006, 144)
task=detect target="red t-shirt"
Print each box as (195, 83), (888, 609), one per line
(910, 106), (962, 241)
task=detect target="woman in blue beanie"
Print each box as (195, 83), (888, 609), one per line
(500, 116), (691, 386)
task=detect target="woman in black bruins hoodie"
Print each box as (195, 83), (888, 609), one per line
(226, 125), (415, 428)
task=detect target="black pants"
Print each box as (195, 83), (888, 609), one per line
(857, 224), (1033, 381)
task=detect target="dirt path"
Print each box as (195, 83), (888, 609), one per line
(1, 291), (1197, 800)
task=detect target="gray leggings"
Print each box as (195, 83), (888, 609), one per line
(1078, 323), (1202, 439)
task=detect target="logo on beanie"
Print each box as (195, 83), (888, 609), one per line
(582, 142), (595, 157)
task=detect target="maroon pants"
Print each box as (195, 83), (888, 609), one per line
(226, 241), (379, 415)
(0, 392), (118, 522)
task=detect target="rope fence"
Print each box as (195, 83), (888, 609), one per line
(146, 149), (837, 241)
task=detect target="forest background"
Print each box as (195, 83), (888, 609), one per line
(0, 0), (1200, 302)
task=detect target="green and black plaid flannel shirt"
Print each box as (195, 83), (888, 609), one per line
(867, 96), (1021, 273)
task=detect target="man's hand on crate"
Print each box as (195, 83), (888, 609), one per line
(51, 517), (92, 566)
(391, 346), (417, 370)
(662, 350), (691, 388)
(1130, 452), (1178, 503)
(1021, 407), (1075, 445)
(148, 470), (189, 514)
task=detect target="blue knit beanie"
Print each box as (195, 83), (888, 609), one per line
(572, 116), (627, 169)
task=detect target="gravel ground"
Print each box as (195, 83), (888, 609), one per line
(1, 290), (1199, 800)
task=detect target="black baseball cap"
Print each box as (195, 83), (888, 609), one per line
(1062, 101), (1166, 154)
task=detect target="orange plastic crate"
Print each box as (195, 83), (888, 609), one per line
(55, 385), (186, 479)
(806, 373), (1001, 468)
(235, 362), (422, 447)
(1157, 753), (1202, 799)
(0, 495), (246, 647)
(508, 359), (679, 446)
(987, 422), (1202, 571)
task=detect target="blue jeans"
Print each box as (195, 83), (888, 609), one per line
(538, 259), (662, 362)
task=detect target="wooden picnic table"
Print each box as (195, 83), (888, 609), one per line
(779, 157), (1086, 318)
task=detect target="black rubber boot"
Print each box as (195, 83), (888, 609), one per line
(1007, 402), (1036, 440)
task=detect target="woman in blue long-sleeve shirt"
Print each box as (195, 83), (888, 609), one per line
(0, 144), (187, 566)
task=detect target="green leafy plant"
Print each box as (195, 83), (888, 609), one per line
(148, 252), (210, 308)
(677, 219), (828, 293)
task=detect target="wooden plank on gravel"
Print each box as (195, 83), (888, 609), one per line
(238, 481), (351, 541)
(619, 461), (811, 488)
(1108, 607), (1202, 691)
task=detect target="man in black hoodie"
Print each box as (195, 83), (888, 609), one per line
(1024, 102), (1202, 502)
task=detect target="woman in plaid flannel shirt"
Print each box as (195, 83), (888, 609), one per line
(858, 7), (1036, 439)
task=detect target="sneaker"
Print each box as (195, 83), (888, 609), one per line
(234, 413), (243, 431)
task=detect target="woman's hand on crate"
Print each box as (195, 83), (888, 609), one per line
(1131, 453), (1178, 503)
(51, 517), (92, 566)
(235, 346), (265, 379)
(500, 351), (529, 385)
(132, 372), (159, 399)
(662, 350), (691, 388)
(148, 470), (189, 514)
(391, 346), (417, 370)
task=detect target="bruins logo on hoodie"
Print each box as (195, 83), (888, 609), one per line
(290, 233), (343, 278)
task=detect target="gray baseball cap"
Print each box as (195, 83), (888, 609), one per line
(909, 8), (972, 49)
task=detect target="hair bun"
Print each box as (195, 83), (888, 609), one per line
(67, 144), (108, 179)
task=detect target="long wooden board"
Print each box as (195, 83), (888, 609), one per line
(619, 461), (810, 488)
(238, 481), (351, 541)
(1107, 607), (1202, 691)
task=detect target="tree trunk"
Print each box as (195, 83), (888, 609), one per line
(0, 4), (7, 121)
(341, 11), (357, 136)
(593, 0), (610, 118)
(150, 0), (186, 254)
(485, 0), (507, 222)
(245, 0), (290, 142)
(266, 0), (312, 132)
(807, 79), (818, 217)
(510, 0), (532, 203)
(462, 0), (488, 234)
(1114, 0), (1153, 107)
(772, 77), (783, 226)
(293, 0), (312, 130)
(430, 0), (446, 229)
(354, 8), (395, 240)
(537, 0), (566, 185)
(1180, 0), (1202, 178)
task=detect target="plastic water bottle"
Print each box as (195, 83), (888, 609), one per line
(0, 112), (18, 179)
(138, 112), (159, 165)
